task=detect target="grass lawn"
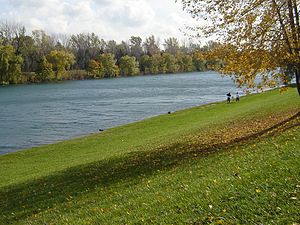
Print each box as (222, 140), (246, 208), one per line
(0, 88), (299, 224)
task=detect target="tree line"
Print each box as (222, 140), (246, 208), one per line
(0, 21), (221, 84)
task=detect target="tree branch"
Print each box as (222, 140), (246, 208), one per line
(272, 0), (293, 54)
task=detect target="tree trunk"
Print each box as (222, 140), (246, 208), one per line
(296, 66), (300, 96)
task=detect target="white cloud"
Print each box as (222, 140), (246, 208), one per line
(0, 0), (200, 42)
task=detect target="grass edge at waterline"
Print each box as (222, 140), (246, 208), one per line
(0, 88), (299, 224)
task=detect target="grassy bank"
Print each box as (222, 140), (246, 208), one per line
(0, 88), (299, 224)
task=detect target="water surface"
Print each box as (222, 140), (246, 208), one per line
(0, 72), (241, 154)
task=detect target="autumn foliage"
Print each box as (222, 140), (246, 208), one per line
(180, 0), (300, 95)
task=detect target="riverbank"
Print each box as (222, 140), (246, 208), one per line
(0, 71), (241, 154)
(0, 88), (299, 224)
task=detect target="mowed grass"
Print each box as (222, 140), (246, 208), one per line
(0, 88), (299, 224)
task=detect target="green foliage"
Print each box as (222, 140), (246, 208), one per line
(143, 54), (159, 74)
(69, 33), (104, 69)
(115, 41), (130, 62)
(162, 53), (179, 73)
(98, 53), (119, 77)
(140, 54), (166, 74)
(119, 55), (140, 76)
(88, 59), (102, 78)
(193, 52), (207, 71)
(0, 44), (23, 84)
(17, 35), (36, 72)
(0, 22), (223, 84)
(176, 52), (195, 72)
(152, 54), (165, 74)
(46, 50), (75, 80)
(36, 56), (54, 82)
(140, 55), (150, 74)
(65, 70), (88, 80)
(140, 53), (199, 75)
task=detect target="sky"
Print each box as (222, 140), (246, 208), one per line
(0, 0), (200, 43)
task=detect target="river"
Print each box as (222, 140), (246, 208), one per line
(0, 71), (242, 154)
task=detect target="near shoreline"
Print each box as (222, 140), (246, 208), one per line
(0, 88), (299, 224)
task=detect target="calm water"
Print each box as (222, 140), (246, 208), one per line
(0, 71), (242, 154)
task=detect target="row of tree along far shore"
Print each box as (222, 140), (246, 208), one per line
(0, 22), (223, 85)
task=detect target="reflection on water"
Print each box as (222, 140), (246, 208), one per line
(0, 71), (242, 154)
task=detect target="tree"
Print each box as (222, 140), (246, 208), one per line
(98, 53), (119, 77)
(153, 54), (166, 73)
(0, 21), (25, 46)
(119, 55), (140, 76)
(32, 30), (55, 55)
(179, 0), (300, 95)
(47, 50), (75, 80)
(140, 54), (160, 74)
(88, 59), (102, 78)
(180, 40), (202, 54)
(17, 35), (36, 72)
(51, 33), (71, 49)
(193, 51), (207, 71)
(69, 33), (104, 70)
(129, 36), (143, 60)
(105, 40), (117, 55)
(176, 52), (194, 72)
(36, 56), (54, 82)
(143, 35), (161, 56)
(164, 37), (180, 55)
(162, 53), (179, 73)
(115, 41), (130, 63)
(140, 55), (151, 74)
(0, 45), (23, 84)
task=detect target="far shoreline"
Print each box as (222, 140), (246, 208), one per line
(0, 70), (213, 87)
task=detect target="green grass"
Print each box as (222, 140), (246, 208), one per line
(0, 88), (299, 224)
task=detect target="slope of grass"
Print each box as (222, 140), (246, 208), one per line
(0, 89), (299, 189)
(17, 122), (300, 225)
(0, 88), (299, 224)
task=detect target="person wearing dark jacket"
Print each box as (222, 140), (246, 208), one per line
(227, 92), (231, 103)
(236, 92), (240, 102)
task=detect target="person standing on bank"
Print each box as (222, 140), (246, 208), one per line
(227, 92), (231, 103)
(236, 92), (240, 102)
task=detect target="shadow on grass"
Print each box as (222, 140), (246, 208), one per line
(0, 112), (299, 223)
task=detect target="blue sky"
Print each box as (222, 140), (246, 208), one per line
(0, 0), (199, 43)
